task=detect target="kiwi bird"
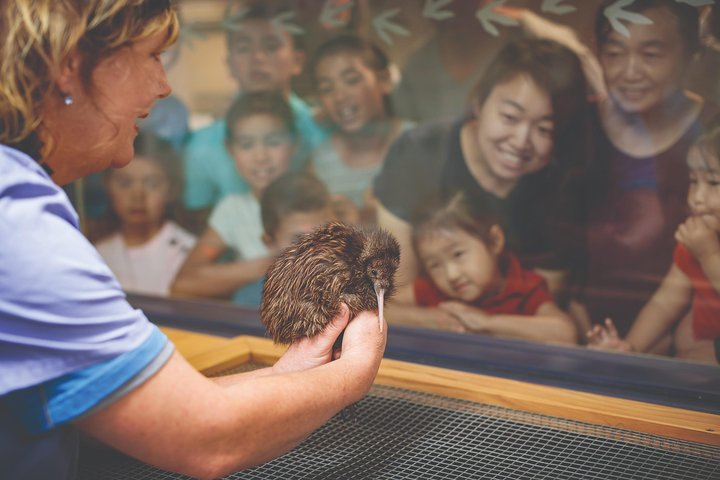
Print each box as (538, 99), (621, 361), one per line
(261, 222), (400, 344)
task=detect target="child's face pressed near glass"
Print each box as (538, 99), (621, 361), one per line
(687, 146), (720, 233)
(417, 228), (502, 303)
(226, 20), (302, 93)
(473, 74), (554, 187)
(315, 51), (390, 133)
(599, 6), (687, 115)
(106, 156), (171, 230)
(271, 208), (335, 252)
(228, 114), (294, 196)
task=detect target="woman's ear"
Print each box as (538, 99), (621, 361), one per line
(488, 224), (505, 255)
(55, 50), (82, 100)
(470, 96), (484, 118)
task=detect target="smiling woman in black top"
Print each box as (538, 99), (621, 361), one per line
(375, 38), (591, 331)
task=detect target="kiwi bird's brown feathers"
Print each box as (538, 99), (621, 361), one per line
(260, 222), (400, 344)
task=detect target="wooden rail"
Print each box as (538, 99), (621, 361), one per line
(160, 327), (720, 446)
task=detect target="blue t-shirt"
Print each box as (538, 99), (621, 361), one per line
(0, 144), (174, 476)
(232, 277), (265, 308)
(183, 92), (329, 210)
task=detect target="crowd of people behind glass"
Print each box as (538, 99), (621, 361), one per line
(82, 0), (720, 364)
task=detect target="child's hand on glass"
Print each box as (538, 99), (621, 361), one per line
(675, 216), (720, 262)
(427, 306), (468, 333)
(438, 301), (491, 333)
(586, 318), (632, 352)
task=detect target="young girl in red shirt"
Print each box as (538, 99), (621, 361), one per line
(389, 193), (577, 345)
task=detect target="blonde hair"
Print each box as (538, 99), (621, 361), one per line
(0, 0), (179, 158)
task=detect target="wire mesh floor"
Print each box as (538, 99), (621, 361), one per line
(78, 382), (719, 480)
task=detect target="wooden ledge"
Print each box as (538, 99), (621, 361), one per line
(163, 328), (720, 446)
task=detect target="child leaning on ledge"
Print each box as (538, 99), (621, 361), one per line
(588, 117), (720, 364)
(388, 193), (578, 345)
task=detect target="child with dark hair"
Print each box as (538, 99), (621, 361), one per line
(588, 116), (720, 364)
(182, 1), (328, 220)
(309, 34), (413, 223)
(212, 170), (336, 306)
(94, 132), (196, 296)
(172, 92), (296, 306)
(389, 194), (577, 345)
(261, 171), (336, 255)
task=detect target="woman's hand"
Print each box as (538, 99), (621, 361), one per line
(438, 301), (490, 333)
(272, 303), (351, 374)
(336, 308), (387, 365)
(586, 318), (632, 352)
(495, 6), (607, 100)
(333, 307), (388, 398)
(676, 216), (720, 262)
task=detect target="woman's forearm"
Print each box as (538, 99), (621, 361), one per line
(79, 350), (378, 480)
(209, 357), (373, 472)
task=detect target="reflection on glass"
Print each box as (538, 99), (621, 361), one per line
(77, 0), (720, 367)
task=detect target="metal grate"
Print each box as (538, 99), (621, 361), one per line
(78, 382), (720, 480)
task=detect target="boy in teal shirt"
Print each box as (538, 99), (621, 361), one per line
(183, 2), (328, 216)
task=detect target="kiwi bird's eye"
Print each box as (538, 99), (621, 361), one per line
(371, 268), (379, 277)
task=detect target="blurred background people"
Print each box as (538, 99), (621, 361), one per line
(375, 38), (591, 330)
(390, 194), (578, 344)
(309, 33), (413, 224)
(182, 1), (329, 228)
(576, 0), (718, 337)
(172, 92), (295, 306)
(94, 132), (196, 296)
(588, 116), (720, 364)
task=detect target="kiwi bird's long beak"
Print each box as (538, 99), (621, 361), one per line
(375, 287), (385, 333)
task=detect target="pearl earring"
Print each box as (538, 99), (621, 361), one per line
(63, 95), (73, 106)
